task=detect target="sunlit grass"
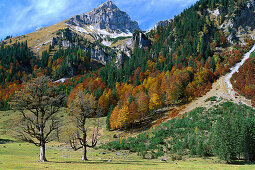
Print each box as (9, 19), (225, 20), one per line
(1, 141), (255, 170)
(1, 110), (255, 169)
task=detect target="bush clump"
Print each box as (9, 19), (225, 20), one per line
(101, 102), (255, 163)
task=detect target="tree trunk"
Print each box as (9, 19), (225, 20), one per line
(82, 145), (88, 161)
(40, 143), (47, 162)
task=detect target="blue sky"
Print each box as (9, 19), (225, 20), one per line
(0, 0), (198, 40)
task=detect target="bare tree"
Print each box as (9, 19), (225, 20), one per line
(67, 90), (101, 161)
(9, 76), (65, 162)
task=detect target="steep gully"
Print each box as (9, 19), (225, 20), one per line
(225, 45), (255, 106)
(179, 44), (255, 114)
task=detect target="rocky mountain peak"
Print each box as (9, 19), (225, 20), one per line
(98, 0), (117, 10)
(67, 1), (140, 34)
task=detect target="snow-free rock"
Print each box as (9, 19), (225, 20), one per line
(67, 1), (140, 34)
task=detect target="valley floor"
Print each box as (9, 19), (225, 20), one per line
(0, 142), (254, 170)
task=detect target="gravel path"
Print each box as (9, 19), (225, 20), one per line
(225, 45), (255, 106)
(179, 45), (255, 114)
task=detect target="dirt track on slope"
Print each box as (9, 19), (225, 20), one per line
(179, 45), (255, 115)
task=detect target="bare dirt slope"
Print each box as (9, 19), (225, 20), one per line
(180, 45), (255, 115)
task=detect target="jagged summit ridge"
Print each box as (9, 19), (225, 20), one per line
(98, 0), (118, 10)
(67, 0), (140, 34)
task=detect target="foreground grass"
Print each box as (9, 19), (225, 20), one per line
(0, 142), (255, 170)
(1, 107), (255, 169)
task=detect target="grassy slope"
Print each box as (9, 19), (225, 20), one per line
(1, 20), (131, 57)
(2, 21), (68, 56)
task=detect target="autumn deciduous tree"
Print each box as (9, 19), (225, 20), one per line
(67, 90), (100, 161)
(10, 76), (65, 162)
(110, 104), (131, 130)
(135, 91), (149, 120)
(231, 57), (255, 107)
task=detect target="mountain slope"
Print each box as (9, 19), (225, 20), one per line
(2, 1), (140, 56)
(1, 0), (255, 128)
(2, 21), (68, 55)
(180, 45), (255, 115)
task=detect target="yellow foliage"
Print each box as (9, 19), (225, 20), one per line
(149, 93), (161, 110)
(110, 105), (131, 130)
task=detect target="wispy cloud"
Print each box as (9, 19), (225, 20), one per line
(0, 0), (198, 39)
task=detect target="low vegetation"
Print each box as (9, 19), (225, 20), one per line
(101, 101), (255, 163)
(106, 36), (132, 44)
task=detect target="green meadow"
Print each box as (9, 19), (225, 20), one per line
(1, 108), (255, 170)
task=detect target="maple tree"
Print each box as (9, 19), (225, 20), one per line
(67, 90), (100, 161)
(9, 76), (65, 162)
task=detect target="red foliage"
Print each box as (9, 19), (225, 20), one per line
(231, 57), (255, 106)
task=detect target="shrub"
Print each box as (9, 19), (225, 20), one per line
(101, 102), (255, 162)
(205, 96), (217, 102)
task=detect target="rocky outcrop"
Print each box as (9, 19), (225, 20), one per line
(51, 29), (74, 48)
(114, 45), (132, 67)
(116, 51), (126, 67)
(67, 1), (140, 34)
(90, 46), (112, 64)
(154, 19), (172, 29)
(51, 28), (113, 65)
(233, 0), (255, 30)
(220, 0), (255, 44)
(133, 31), (151, 48)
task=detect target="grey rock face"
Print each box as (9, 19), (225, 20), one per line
(51, 31), (74, 48)
(90, 46), (112, 64)
(51, 33), (112, 65)
(234, 5), (255, 30)
(133, 31), (151, 49)
(219, 0), (255, 45)
(67, 1), (140, 33)
(154, 19), (172, 29)
(115, 50), (127, 68)
(114, 31), (151, 67)
(62, 40), (73, 48)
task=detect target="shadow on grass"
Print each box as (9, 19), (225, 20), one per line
(228, 160), (255, 165)
(122, 108), (174, 134)
(49, 160), (157, 166)
(0, 139), (13, 144)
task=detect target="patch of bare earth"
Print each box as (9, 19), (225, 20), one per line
(180, 45), (255, 115)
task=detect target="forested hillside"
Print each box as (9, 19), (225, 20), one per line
(0, 0), (254, 128)
(232, 52), (255, 106)
(98, 0), (254, 129)
(102, 101), (255, 163)
(0, 42), (33, 110)
(2, 0), (255, 167)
